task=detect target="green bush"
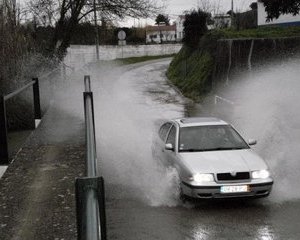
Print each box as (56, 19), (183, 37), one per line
(183, 9), (210, 48)
(167, 26), (300, 101)
(167, 46), (214, 100)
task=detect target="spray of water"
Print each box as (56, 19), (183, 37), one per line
(90, 60), (184, 207)
(210, 58), (300, 202)
(62, 50), (300, 205)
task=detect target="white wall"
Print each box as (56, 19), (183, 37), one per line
(214, 15), (232, 29)
(176, 17), (185, 42)
(64, 44), (182, 71)
(146, 30), (176, 44)
(258, 1), (300, 26)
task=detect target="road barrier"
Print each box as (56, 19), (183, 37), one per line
(214, 95), (235, 105)
(75, 75), (106, 240)
(0, 78), (41, 165)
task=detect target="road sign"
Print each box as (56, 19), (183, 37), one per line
(118, 40), (126, 46)
(118, 30), (126, 40)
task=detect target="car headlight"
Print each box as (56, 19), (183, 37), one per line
(252, 170), (270, 179)
(192, 173), (214, 183)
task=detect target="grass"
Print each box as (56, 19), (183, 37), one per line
(167, 26), (300, 101)
(115, 54), (176, 65)
(215, 26), (300, 39)
(89, 53), (177, 70)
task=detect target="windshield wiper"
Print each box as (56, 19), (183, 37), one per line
(180, 149), (205, 152)
(231, 147), (247, 150)
(180, 147), (247, 152)
(204, 147), (246, 151)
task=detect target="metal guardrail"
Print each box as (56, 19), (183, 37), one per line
(215, 95), (235, 105)
(0, 78), (41, 165)
(76, 75), (106, 240)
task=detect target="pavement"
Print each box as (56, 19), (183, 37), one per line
(0, 77), (86, 239)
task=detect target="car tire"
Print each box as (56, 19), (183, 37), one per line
(179, 187), (188, 203)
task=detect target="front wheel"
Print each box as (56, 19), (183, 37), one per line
(179, 187), (188, 203)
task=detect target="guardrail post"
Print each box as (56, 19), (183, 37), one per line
(0, 96), (9, 165)
(76, 177), (106, 240)
(98, 177), (107, 239)
(83, 91), (97, 176)
(32, 78), (42, 120)
(84, 75), (91, 92)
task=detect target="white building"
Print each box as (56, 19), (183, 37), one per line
(209, 14), (232, 29)
(258, 0), (300, 26)
(175, 15), (185, 42)
(146, 24), (176, 44)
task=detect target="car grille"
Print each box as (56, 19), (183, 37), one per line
(217, 172), (250, 181)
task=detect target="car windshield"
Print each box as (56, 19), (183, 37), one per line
(179, 125), (249, 152)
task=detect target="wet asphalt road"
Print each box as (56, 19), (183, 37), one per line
(86, 59), (300, 240)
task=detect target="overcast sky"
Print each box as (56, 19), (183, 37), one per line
(121, 0), (255, 27)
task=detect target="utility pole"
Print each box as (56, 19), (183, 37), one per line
(93, 0), (100, 61)
(231, 0), (234, 28)
(12, 0), (17, 26)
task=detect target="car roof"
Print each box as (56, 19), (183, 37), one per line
(173, 117), (229, 127)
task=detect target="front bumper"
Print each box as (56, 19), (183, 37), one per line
(181, 180), (273, 199)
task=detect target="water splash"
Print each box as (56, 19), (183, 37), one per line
(211, 58), (300, 202)
(92, 60), (184, 206)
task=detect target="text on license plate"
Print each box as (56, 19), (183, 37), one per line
(220, 185), (249, 193)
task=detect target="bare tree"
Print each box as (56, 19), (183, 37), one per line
(25, 0), (159, 58)
(27, 0), (57, 26)
(1, 0), (35, 91)
(197, 0), (221, 15)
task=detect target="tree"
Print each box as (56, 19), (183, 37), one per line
(155, 14), (170, 25)
(250, 2), (258, 10)
(27, 0), (159, 59)
(261, 0), (300, 21)
(27, 0), (57, 27)
(183, 9), (210, 48)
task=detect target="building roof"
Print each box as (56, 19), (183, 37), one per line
(214, 14), (231, 19)
(146, 24), (176, 32)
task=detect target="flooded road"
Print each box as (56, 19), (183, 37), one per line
(88, 59), (300, 239)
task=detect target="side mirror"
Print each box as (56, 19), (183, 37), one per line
(248, 139), (257, 146)
(165, 143), (174, 151)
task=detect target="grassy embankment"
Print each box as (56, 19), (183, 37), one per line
(116, 54), (176, 64)
(92, 54), (176, 70)
(167, 26), (300, 101)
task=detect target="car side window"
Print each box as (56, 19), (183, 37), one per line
(166, 125), (176, 148)
(159, 123), (172, 141)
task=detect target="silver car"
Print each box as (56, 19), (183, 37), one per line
(154, 117), (273, 199)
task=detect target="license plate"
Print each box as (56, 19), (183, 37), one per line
(220, 185), (249, 194)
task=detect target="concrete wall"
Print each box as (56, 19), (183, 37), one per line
(146, 30), (176, 44)
(176, 16), (185, 42)
(258, 1), (300, 26)
(64, 44), (182, 71)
